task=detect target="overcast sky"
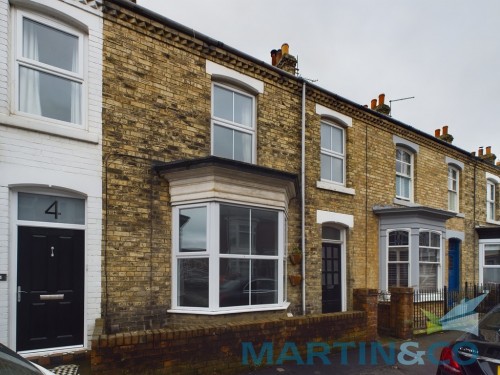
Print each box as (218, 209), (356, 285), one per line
(138, 0), (500, 159)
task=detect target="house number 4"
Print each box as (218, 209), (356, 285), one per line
(45, 201), (61, 219)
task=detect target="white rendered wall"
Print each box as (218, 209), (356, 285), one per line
(0, 0), (102, 353)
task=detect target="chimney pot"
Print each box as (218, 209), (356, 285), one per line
(479, 147), (484, 156)
(276, 49), (282, 64)
(281, 43), (289, 55)
(435, 129), (441, 137)
(378, 93), (385, 106)
(271, 49), (277, 66)
(370, 99), (377, 109)
(497, 161), (500, 167)
(442, 125), (448, 135)
(486, 146), (492, 155)
(471, 151), (476, 156)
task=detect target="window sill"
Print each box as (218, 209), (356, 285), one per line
(393, 198), (419, 207)
(0, 114), (99, 144)
(168, 302), (290, 315)
(317, 181), (355, 195)
(486, 219), (500, 226)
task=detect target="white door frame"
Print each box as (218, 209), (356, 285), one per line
(9, 187), (87, 353)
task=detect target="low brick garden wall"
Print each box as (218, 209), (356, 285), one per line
(91, 311), (368, 375)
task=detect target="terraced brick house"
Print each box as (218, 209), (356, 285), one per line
(1, 0), (500, 372)
(98, 0), (500, 335)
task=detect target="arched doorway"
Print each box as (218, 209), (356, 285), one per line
(321, 225), (345, 313)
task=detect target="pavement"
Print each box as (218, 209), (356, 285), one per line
(241, 330), (462, 375)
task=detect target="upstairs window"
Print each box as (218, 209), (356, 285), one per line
(15, 11), (84, 126)
(320, 121), (345, 185)
(487, 180), (496, 221)
(396, 148), (413, 200)
(448, 166), (459, 212)
(211, 83), (255, 163)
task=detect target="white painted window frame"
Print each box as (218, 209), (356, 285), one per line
(171, 202), (286, 314)
(12, 8), (87, 130)
(447, 166), (459, 213)
(386, 229), (411, 289)
(320, 120), (346, 186)
(395, 147), (414, 201)
(210, 82), (256, 164)
(479, 240), (500, 286)
(487, 180), (496, 222)
(418, 230), (442, 290)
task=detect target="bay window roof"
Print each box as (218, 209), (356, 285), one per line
(154, 156), (298, 211)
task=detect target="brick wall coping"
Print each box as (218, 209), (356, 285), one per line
(92, 311), (366, 345)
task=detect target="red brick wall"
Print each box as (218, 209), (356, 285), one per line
(91, 311), (367, 374)
(377, 287), (414, 339)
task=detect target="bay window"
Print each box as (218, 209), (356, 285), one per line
(375, 205), (451, 292)
(16, 11), (84, 126)
(173, 202), (285, 312)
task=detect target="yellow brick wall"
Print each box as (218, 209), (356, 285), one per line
(102, 2), (500, 331)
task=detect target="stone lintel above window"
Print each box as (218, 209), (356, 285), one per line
(445, 157), (464, 170)
(155, 156), (298, 211)
(393, 136), (419, 153)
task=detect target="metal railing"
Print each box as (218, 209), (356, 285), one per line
(413, 283), (500, 331)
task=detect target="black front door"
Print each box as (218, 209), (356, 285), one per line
(17, 227), (84, 351)
(322, 243), (341, 313)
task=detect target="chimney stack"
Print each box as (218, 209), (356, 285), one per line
(271, 43), (297, 75)
(437, 125), (453, 144)
(477, 146), (497, 165)
(370, 93), (390, 115)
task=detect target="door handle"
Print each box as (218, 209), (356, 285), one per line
(17, 286), (28, 303)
